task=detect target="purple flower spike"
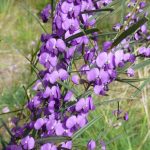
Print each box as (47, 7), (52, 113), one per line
(87, 140), (96, 150)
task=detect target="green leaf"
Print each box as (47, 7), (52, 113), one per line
(72, 115), (102, 141)
(81, 8), (114, 14)
(51, 0), (54, 20)
(36, 136), (71, 144)
(116, 78), (148, 83)
(65, 28), (99, 42)
(132, 78), (150, 97)
(132, 59), (150, 70)
(116, 79), (141, 91)
(112, 16), (149, 48)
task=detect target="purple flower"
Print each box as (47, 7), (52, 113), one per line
(75, 98), (85, 112)
(100, 140), (106, 150)
(41, 143), (57, 150)
(72, 74), (80, 84)
(127, 68), (134, 77)
(86, 96), (95, 111)
(64, 91), (73, 101)
(41, 4), (51, 23)
(124, 112), (129, 121)
(103, 41), (112, 52)
(96, 52), (108, 68)
(39, 52), (58, 68)
(6, 145), (22, 150)
(77, 114), (87, 127)
(21, 136), (35, 150)
(94, 85), (105, 95)
(86, 68), (99, 82)
(59, 69), (69, 80)
(87, 140), (96, 150)
(61, 141), (72, 149)
(55, 122), (64, 136)
(34, 118), (45, 130)
(66, 115), (76, 129)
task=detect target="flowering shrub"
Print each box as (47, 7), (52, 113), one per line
(6, 0), (150, 150)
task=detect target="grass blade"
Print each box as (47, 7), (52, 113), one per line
(36, 136), (71, 144)
(132, 59), (150, 70)
(132, 78), (150, 97)
(65, 28), (99, 42)
(81, 8), (114, 14)
(72, 115), (102, 141)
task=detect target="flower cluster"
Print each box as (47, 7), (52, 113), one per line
(7, 0), (150, 150)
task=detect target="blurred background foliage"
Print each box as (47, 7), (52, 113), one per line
(0, 0), (150, 149)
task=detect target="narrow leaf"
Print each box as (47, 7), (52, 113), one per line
(112, 16), (148, 48)
(72, 115), (102, 140)
(132, 78), (150, 97)
(81, 8), (114, 14)
(116, 78), (148, 83)
(132, 59), (150, 70)
(65, 28), (99, 42)
(36, 136), (71, 144)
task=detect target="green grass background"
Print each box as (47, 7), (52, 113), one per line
(0, 0), (150, 149)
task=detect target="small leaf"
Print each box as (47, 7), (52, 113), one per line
(90, 32), (117, 38)
(116, 79), (141, 91)
(65, 28), (99, 42)
(36, 136), (71, 144)
(72, 115), (102, 141)
(112, 16), (149, 48)
(116, 78), (148, 83)
(81, 8), (114, 14)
